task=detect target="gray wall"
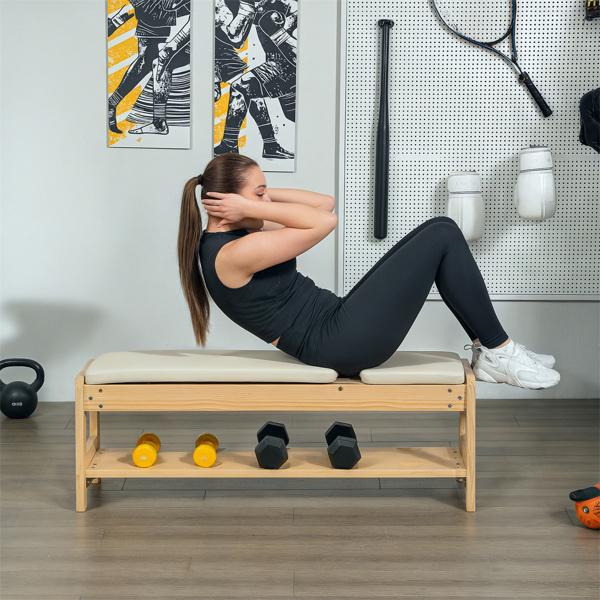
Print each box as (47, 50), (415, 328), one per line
(1, 0), (598, 402)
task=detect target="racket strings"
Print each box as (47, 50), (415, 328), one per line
(433, 0), (513, 46)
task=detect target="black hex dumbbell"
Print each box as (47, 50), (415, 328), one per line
(325, 421), (361, 469)
(255, 421), (289, 469)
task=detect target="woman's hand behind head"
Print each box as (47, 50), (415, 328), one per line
(203, 191), (264, 230)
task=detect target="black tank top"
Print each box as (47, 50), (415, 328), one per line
(199, 229), (341, 345)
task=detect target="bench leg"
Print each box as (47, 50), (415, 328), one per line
(75, 374), (89, 512)
(460, 410), (476, 511)
(459, 387), (476, 511)
(75, 410), (88, 512)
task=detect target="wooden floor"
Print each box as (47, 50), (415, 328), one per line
(1, 399), (599, 599)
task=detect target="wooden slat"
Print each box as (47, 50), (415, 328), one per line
(75, 360), (94, 512)
(82, 381), (467, 412)
(86, 446), (466, 479)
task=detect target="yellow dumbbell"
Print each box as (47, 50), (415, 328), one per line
(132, 433), (161, 468)
(193, 433), (219, 467)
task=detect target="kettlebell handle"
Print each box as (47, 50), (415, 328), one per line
(0, 359), (45, 392)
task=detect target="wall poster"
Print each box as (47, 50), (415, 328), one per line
(107, 1), (191, 149)
(214, 0), (298, 172)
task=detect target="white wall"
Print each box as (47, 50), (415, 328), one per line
(1, 0), (598, 402)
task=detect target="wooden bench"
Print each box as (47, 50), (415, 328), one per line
(75, 350), (476, 512)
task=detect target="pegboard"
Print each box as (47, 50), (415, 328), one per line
(339, 0), (600, 299)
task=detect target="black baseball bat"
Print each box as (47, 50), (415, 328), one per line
(374, 19), (394, 240)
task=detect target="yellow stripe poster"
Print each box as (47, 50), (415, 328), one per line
(107, 0), (191, 149)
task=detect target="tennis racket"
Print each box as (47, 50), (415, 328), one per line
(431, 0), (552, 117)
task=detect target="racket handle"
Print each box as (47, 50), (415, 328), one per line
(519, 72), (553, 118)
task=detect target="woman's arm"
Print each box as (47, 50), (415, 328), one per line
(267, 188), (335, 212)
(261, 188), (335, 231)
(202, 192), (337, 284)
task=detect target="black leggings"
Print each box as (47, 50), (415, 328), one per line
(301, 217), (508, 377)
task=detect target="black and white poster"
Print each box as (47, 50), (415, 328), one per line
(214, 0), (298, 171)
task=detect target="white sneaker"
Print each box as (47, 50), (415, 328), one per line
(470, 342), (560, 390)
(465, 341), (555, 369)
(515, 343), (556, 369)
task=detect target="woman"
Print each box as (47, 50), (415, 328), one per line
(178, 154), (560, 390)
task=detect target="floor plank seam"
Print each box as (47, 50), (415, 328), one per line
(563, 506), (577, 527)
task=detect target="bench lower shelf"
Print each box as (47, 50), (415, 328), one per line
(87, 446), (466, 479)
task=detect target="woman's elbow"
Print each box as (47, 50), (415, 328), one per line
(312, 211), (337, 244)
(322, 195), (336, 212)
(325, 210), (338, 233)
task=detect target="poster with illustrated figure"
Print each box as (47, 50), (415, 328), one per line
(107, 0), (191, 148)
(214, 0), (298, 172)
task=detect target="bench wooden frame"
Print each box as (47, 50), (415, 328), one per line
(75, 359), (476, 512)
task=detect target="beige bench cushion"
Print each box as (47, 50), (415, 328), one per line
(85, 350), (338, 384)
(360, 351), (465, 384)
(85, 349), (465, 385)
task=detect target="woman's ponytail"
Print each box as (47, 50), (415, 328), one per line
(177, 177), (210, 346)
(178, 154), (258, 345)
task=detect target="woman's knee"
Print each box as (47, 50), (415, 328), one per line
(431, 218), (463, 236)
(423, 218), (466, 250)
(423, 216), (460, 229)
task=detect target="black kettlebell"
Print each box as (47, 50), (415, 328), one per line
(0, 359), (45, 419)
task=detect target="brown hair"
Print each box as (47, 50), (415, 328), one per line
(177, 154), (259, 345)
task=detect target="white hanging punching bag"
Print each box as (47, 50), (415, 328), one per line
(514, 146), (557, 220)
(446, 171), (485, 242)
